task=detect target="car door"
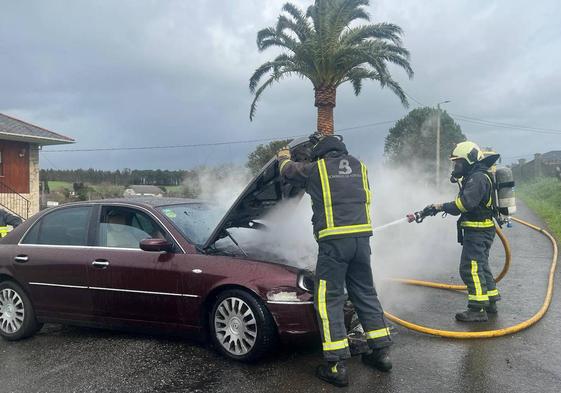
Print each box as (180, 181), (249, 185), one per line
(13, 205), (97, 319)
(87, 205), (190, 324)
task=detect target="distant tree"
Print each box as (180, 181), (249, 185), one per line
(384, 107), (466, 179)
(247, 139), (292, 175)
(73, 182), (91, 201)
(249, 0), (413, 135)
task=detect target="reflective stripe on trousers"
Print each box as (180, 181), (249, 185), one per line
(317, 279), (350, 352)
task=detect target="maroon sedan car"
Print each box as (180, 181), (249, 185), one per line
(0, 139), (325, 362)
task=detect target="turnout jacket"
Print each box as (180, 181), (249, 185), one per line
(279, 152), (372, 241)
(442, 164), (495, 230)
(0, 209), (22, 238)
(0, 209), (22, 227)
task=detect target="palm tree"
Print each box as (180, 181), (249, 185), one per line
(249, 0), (414, 135)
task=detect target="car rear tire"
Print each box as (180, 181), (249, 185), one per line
(0, 281), (42, 341)
(209, 289), (277, 362)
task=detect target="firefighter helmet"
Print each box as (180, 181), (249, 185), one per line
(450, 141), (483, 165)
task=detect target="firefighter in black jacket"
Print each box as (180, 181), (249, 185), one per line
(426, 141), (500, 322)
(277, 134), (392, 388)
(0, 209), (22, 237)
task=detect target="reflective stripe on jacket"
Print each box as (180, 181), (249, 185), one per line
(0, 226), (9, 238)
(279, 153), (373, 241)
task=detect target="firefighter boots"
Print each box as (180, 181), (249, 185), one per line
(362, 347), (392, 372)
(486, 302), (498, 314)
(316, 361), (349, 387)
(455, 308), (488, 322)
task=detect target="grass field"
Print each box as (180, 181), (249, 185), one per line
(163, 185), (183, 193)
(46, 180), (181, 195)
(48, 181), (73, 191)
(517, 177), (561, 241)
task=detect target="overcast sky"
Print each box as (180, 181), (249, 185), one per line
(1, 0), (560, 170)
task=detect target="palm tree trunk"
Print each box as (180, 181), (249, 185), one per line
(315, 85), (336, 135)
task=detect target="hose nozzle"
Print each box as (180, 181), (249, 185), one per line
(406, 213), (418, 223)
(408, 206), (438, 224)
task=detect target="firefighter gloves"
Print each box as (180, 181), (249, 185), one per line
(276, 146), (291, 161)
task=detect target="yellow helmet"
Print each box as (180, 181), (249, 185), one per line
(450, 141), (483, 165)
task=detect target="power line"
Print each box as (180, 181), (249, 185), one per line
(41, 154), (60, 169)
(42, 136), (301, 153)
(403, 91), (425, 107)
(401, 89), (561, 135)
(451, 113), (561, 134)
(40, 120), (398, 153)
(452, 114), (561, 136)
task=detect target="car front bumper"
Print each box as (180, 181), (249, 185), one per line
(267, 301), (318, 342)
(267, 300), (356, 344)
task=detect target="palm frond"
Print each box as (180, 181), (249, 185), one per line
(276, 15), (307, 42)
(281, 3), (313, 38)
(340, 23), (403, 46)
(249, 69), (299, 121)
(256, 27), (277, 46)
(249, 55), (297, 93)
(384, 78), (409, 107)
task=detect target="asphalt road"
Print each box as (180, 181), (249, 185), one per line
(1, 203), (560, 393)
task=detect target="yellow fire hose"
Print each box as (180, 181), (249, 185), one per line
(383, 217), (558, 338)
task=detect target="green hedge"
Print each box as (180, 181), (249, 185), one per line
(517, 177), (561, 241)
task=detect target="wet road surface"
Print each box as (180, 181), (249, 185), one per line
(1, 203), (560, 392)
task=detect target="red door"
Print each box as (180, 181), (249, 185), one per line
(0, 141), (30, 193)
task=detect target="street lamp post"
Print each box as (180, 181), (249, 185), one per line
(436, 100), (451, 187)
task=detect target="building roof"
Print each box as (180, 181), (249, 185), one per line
(126, 185), (164, 194)
(0, 113), (75, 145)
(542, 151), (561, 162)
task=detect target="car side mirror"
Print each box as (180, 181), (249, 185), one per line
(139, 238), (173, 253)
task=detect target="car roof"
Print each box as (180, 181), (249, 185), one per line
(62, 197), (206, 209)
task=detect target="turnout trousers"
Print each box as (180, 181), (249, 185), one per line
(460, 228), (501, 309)
(314, 236), (392, 362)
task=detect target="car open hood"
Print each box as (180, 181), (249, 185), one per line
(202, 137), (313, 250)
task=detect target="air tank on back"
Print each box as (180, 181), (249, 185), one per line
(495, 166), (516, 216)
(481, 148), (516, 220)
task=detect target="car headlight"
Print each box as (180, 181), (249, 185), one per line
(266, 289), (301, 302)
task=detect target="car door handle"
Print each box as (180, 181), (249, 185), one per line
(91, 260), (110, 268)
(14, 255), (29, 263)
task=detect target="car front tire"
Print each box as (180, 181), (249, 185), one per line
(210, 289), (277, 362)
(0, 281), (42, 341)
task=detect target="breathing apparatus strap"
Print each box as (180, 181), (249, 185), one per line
(484, 172), (503, 228)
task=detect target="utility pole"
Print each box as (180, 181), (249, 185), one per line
(435, 100), (451, 188)
(436, 103), (441, 188)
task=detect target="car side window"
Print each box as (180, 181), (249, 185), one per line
(99, 206), (166, 249)
(22, 206), (92, 246)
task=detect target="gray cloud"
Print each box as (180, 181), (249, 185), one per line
(0, 0), (559, 169)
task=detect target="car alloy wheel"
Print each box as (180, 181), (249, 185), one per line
(0, 288), (25, 334)
(214, 297), (257, 356)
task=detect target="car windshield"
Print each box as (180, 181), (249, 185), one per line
(158, 203), (226, 245)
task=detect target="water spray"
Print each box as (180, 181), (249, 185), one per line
(372, 206), (439, 233)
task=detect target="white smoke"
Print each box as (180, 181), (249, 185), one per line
(195, 154), (507, 322)
(194, 165), (252, 209)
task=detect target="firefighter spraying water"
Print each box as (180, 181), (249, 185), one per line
(362, 142), (557, 341)
(406, 141), (516, 322)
